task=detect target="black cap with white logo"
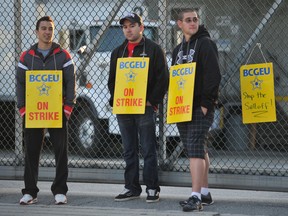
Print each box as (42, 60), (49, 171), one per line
(120, 13), (143, 25)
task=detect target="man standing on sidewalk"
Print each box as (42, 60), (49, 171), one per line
(16, 16), (76, 205)
(172, 9), (221, 212)
(108, 12), (169, 203)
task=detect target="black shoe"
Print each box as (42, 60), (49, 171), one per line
(146, 189), (160, 203)
(179, 192), (214, 207)
(179, 199), (187, 207)
(114, 188), (140, 202)
(201, 192), (214, 206)
(182, 195), (203, 212)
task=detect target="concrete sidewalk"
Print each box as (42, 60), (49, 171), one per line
(0, 180), (287, 216)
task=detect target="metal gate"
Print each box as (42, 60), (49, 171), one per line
(0, 0), (287, 191)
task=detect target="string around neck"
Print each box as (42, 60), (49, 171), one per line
(245, 43), (267, 65)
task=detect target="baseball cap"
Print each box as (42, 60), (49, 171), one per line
(119, 13), (143, 25)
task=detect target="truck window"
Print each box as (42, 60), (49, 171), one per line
(89, 26), (158, 52)
(69, 29), (86, 51)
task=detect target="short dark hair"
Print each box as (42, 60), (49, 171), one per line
(36, 16), (54, 30)
(178, 8), (199, 20)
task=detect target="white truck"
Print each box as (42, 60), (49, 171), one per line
(1, 0), (221, 157)
(65, 19), (174, 155)
(1, 0), (182, 156)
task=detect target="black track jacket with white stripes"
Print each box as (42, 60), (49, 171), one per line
(16, 42), (76, 117)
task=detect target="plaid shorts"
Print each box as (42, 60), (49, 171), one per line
(177, 107), (214, 159)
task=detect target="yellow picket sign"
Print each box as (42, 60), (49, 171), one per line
(25, 70), (63, 128)
(167, 63), (196, 124)
(240, 62), (276, 124)
(113, 57), (149, 114)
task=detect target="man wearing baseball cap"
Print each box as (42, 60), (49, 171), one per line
(119, 13), (143, 26)
(108, 12), (169, 203)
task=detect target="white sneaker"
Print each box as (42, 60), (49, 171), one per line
(20, 194), (37, 205)
(55, 194), (67, 205)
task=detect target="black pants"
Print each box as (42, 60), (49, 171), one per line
(22, 116), (68, 198)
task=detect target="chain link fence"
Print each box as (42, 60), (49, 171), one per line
(1, 0), (288, 191)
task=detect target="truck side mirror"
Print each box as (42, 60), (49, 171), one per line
(77, 45), (87, 55)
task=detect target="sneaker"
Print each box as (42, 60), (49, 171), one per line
(19, 194), (37, 205)
(179, 192), (214, 206)
(146, 189), (160, 203)
(201, 192), (214, 205)
(114, 188), (140, 202)
(179, 199), (187, 207)
(55, 194), (67, 205)
(182, 195), (203, 212)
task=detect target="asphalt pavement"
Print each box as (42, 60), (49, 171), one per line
(0, 180), (287, 216)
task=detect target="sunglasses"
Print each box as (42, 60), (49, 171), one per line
(182, 17), (199, 23)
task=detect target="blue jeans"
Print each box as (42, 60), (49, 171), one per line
(116, 106), (160, 195)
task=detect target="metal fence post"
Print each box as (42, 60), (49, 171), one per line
(14, 0), (23, 166)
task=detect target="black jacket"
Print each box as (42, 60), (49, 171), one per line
(172, 25), (221, 111)
(108, 36), (169, 107)
(16, 42), (76, 115)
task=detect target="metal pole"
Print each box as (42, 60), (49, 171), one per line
(157, 0), (167, 52)
(157, 0), (167, 165)
(77, 0), (126, 79)
(14, 0), (23, 166)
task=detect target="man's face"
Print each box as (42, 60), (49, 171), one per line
(36, 21), (54, 45)
(122, 20), (144, 43)
(178, 11), (199, 37)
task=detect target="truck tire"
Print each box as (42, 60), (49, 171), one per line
(69, 108), (100, 157)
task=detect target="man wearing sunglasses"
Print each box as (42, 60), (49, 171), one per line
(171, 9), (221, 212)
